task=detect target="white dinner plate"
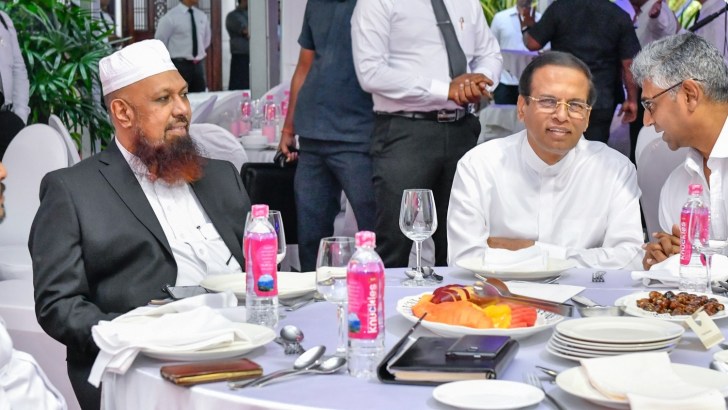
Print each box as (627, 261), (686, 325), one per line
(547, 337), (676, 360)
(141, 322), (276, 361)
(433, 380), (544, 410)
(555, 317), (685, 344)
(396, 293), (564, 340)
(201, 271), (316, 300)
(614, 291), (728, 322)
(555, 364), (728, 409)
(551, 332), (680, 351)
(456, 257), (575, 280)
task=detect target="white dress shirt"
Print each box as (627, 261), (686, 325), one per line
(659, 116), (728, 233)
(634, 0), (679, 46)
(116, 139), (242, 286)
(351, 0), (502, 112)
(447, 130), (644, 269)
(155, 4), (212, 61)
(0, 11), (29, 123)
(694, 0), (728, 65)
(490, 6), (541, 86)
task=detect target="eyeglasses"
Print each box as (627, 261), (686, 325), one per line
(526, 96), (591, 119)
(641, 80), (685, 114)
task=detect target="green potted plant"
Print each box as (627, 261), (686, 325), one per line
(0, 0), (115, 152)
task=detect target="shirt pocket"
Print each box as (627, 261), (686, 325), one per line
(457, 20), (477, 59)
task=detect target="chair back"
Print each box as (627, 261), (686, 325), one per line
(48, 114), (81, 165)
(240, 163), (298, 244)
(637, 135), (688, 236)
(635, 125), (664, 165)
(206, 92), (243, 131)
(189, 123), (248, 171)
(191, 95), (218, 124)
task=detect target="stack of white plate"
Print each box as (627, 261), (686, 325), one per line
(547, 317), (684, 361)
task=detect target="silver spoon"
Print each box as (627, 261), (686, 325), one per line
(228, 345), (325, 389)
(535, 365), (559, 379)
(473, 279), (574, 316)
(274, 324), (305, 354)
(254, 356), (347, 387)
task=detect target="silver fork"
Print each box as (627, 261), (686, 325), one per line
(525, 372), (565, 410)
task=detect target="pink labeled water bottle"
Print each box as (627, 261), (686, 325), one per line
(245, 204), (279, 329)
(679, 184), (710, 292)
(347, 231), (385, 379)
(261, 95), (278, 143)
(237, 91), (252, 137)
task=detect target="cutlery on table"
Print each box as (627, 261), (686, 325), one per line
(524, 372), (565, 410)
(228, 345), (325, 389)
(473, 275), (574, 316)
(253, 356), (347, 387)
(535, 365), (559, 379)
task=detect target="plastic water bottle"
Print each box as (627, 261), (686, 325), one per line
(347, 231), (385, 379)
(261, 95), (278, 143)
(237, 91), (252, 137)
(281, 90), (290, 118)
(679, 184), (710, 292)
(244, 204), (279, 329)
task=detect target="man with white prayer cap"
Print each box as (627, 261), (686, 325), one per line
(29, 39), (251, 410)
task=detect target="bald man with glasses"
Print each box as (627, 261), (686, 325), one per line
(633, 33), (728, 269)
(447, 51), (644, 270)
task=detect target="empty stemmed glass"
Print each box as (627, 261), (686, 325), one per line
(399, 189), (438, 286)
(245, 210), (286, 264)
(698, 203), (728, 294)
(315, 237), (355, 357)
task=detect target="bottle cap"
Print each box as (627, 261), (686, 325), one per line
(251, 204), (269, 218)
(242, 91), (250, 98)
(688, 184), (703, 196)
(266, 95), (274, 100)
(355, 231), (376, 248)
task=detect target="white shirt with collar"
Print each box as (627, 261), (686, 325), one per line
(154, 3), (212, 61)
(634, 0), (679, 47)
(659, 116), (728, 233)
(351, 0), (502, 113)
(447, 130), (644, 269)
(693, 0), (728, 65)
(116, 139), (242, 286)
(490, 6), (542, 86)
(0, 11), (29, 124)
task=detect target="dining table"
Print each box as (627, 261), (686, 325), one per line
(100, 266), (728, 410)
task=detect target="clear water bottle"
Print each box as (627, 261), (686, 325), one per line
(262, 95), (278, 143)
(237, 91), (252, 137)
(347, 231), (385, 379)
(679, 184), (710, 292)
(245, 204), (279, 329)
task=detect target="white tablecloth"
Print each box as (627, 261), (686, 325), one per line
(101, 267), (728, 409)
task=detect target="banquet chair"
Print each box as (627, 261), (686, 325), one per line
(191, 95), (218, 124)
(0, 124), (68, 280)
(189, 123), (248, 171)
(635, 125), (664, 165)
(636, 136), (688, 237)
(206, 92), (243, 130)
(48, 114), (81, 165)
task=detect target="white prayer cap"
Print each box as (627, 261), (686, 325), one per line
(99, 40), (177, 96)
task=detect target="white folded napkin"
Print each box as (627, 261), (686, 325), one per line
(88, 291), (242, 387)
(632, 254), (728, 287)
(503, 281), (584, 304)
(483, 246), (548, 271)
(581, 352), (725, 410)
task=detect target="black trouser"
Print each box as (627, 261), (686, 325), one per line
(229, 53), (250, 90)
(68, 359), (100, 410)
(583, 106), (617, 144)
(370, 114), (480, 268)
(0, 110), (25, 160)
(172, 59), (206, 92)
(628, 89), (644, 164)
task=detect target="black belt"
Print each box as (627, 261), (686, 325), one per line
(377, 109), (470, 123)
(0, 104), (12, 113)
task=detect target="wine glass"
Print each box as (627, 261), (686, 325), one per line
(399, 189), (438, 286)
(244, 210), (286, 264)
(698, 203), (728, 294)
(315, 236), (355, 357)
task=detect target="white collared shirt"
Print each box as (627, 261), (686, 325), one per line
(490, 6), (542, 86)
(155, 4), (212, 61)
(351, 0), (502, 113)
(0, 11), (29, 123)
(633, 0), (679, 47)
(659, 116), (728, 233)
(116, 139), (242, 285)
(447, 130), (644, 269)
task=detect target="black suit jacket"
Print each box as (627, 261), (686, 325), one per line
(29, 141), (250, 365)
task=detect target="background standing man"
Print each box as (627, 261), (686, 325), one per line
(521, 0), (641, 145)
(155, 0), (211, 92)
(0, 10), (29, 159)
(226, 0), (249, 90)
(278, 0), (376, 272)
(351, 0), (502, 268)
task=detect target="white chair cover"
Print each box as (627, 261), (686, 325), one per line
(189, 123), (248, 172)
(635, 125), (664, 165)
(190, 95), (218, 124)
(48, 114), (81, 165)
(637, 135), (688, 237)
(206, 92), (243, 132)
(0, 124), (68, 280)
(478, 104), (525, 144)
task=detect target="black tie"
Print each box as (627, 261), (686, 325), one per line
(188, 8), (198, 59)
(430, 0), (467, 79)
